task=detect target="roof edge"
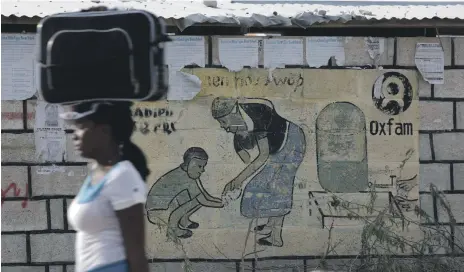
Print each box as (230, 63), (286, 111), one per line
(3, 15), (464, 31)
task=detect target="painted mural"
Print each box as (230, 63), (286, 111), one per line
(132, 68), (419, 259)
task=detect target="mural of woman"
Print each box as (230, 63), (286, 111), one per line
(212, 97), (306, 247)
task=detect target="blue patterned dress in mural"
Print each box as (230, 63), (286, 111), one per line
(234, 102), (306, 218)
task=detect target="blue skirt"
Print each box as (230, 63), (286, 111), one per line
(88, 260), (128, 272)
(240, 122), (306, 218)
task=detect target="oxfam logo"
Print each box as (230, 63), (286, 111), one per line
(372, 72), (413, 116)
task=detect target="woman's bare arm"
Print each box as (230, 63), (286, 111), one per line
(116, 204), (149, 272)
(237, 150), (251, 164)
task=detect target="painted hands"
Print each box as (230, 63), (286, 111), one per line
(222, 179), (242, 196)
(221, 189), (242, 207)
(211, 196), (225, 208)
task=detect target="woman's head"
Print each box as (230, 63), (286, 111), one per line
(61, 101), (150, 180)
(211, 97), (247, 134)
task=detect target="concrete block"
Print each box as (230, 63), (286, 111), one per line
(2, 166), (28, 197)
(435, 70), (464, 98)
(1, 133), (35, 162)
(453, 163), (464, 191)
(457, 102), (464, 129)
(49, 266), (63, 272)
(433, 133), (464, 160)
(149, 262), (183, 272)
(418, 77), (432, 98)
(30, 233), (75, 262)
(436, 194), (464, 223)
(2, 201), (47, 231)
(26, 100), (36, 130)
(50, 199), (64, 229)
(255, 259), (305, 271)
(396, 37), (452, 66)
(238, 261), (253, 272)
(189, 262), (237, 272)
(455, 37), (464, 65)
(1, 234), (27, 263)
(2, 101), (24, 129)
(454, 225), (464, 252)
(31, 165), (87, 196)
(343, 37), (395, 66)
(1, 267), (45, 272)
(419, 164), (451, 192)
(423, 226), (453, 255)
(419, 101), (454, 130)
(305, 258), (360, 271)
(419, 134), (432, 160)
(66, 266), (75, 272)
(419, 194), (435, 223)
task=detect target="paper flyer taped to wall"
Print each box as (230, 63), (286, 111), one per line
(167, 71), (202, 101)
(218, 38), (260, 71)
(365, 37), (385, 61)
(306, 37), (346, 67)
(263, 38), (304, 69)
(166, 36), (206, 71)
(165, 36), (204, 100)
(414, 43), (444, 84)
(1, 34), (36, 100)
(34, 101), (66, 162)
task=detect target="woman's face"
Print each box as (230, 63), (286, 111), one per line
(216, 113), (247, 134)
(71, 119), (111, 159)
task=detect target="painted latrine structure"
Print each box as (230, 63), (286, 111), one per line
(2, 1), (464, 271)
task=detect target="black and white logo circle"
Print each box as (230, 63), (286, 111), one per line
(372, 72), (413, 115)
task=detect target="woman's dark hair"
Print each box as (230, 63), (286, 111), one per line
(109, 104), (150, 181)
(120, 140), (150, 181)
(90, 103), (150, 181)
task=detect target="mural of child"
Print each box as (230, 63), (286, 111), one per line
(212, 97), (306, 247)
(145, 147), (223, 239)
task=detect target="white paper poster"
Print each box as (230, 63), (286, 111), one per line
(34, 101), (65, 128)
(365, 37), (385, 60)
(218, 38), (259, 71)
(306, 37), (345, 67)
(165, 36), (206, 71)
(1, 34), (37, 100)
(34, 101), (66, 162)
(263, 38), (304, 68)
(167, 71), (202, 101)
(415, 43), (444, 84)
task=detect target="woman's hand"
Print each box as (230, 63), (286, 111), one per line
(222, 179), (242, 196)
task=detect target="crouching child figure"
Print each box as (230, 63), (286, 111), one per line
(145, 147), (223, 239)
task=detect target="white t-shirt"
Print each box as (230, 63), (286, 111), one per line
(68, 161), (147, 272)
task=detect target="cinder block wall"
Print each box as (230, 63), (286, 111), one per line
(1, 36), (464, 272)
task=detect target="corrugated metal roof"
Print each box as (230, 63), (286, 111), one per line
(2, 0), (464, 30)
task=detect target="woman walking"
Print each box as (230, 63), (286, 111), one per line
(62, 101), (149, 272)
(212, 97), (306, 247)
